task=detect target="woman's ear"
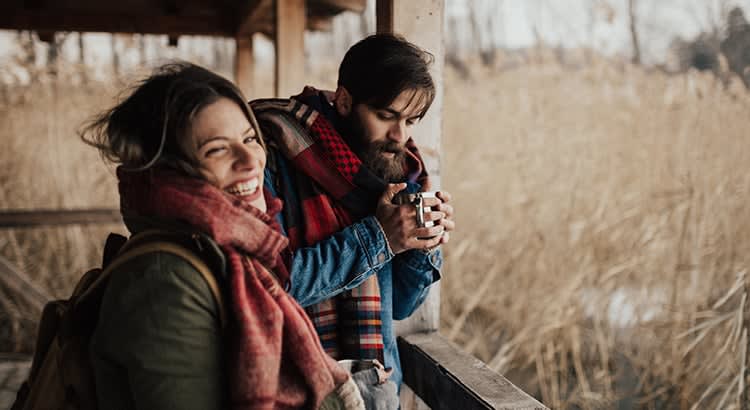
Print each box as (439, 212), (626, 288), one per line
(333, 86), (353, 117)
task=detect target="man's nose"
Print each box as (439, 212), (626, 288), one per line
(388, 121), (408, 143)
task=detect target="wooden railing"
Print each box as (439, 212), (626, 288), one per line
(398, 333), (548, 410)
(0, 209), (121, 228)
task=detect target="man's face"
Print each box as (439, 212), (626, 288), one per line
(345, 89), (427, 182)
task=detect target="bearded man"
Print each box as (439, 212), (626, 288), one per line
(252, 33), (455, 391)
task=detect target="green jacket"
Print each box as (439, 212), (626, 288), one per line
(90, 249), (227, 409)
(90, 233), (349, 410)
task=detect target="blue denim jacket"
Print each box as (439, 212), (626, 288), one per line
(263, 149), (442, 388)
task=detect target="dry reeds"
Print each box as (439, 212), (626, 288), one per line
(0, 68), (126, 352)
(441, 55), (750, 409)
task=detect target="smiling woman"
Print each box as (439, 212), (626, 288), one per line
(77, 62), (367, 410)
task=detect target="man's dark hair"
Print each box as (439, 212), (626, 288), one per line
(338, 33), (435, 118)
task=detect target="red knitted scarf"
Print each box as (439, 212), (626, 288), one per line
(117, 167), (349, 409)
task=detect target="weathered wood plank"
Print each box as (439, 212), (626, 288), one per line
(400, 384), (431, 410)
(317, 0), (367, 13)
(236, 0), (271, 36)
(306, 15), (334, 31)
(235, 35), (255, 98)
(0, 10), (235, 36)
(398, 333), (548, 410)
(0, 209), (121, 228)
(375, 0), (393, 34)
(377, 0), (444, 336)
(274, 0), (305, 98)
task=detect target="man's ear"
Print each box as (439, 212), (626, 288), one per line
(334, 86), (352, 116)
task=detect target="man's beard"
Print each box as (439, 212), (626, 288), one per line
(358, 140), (408, 183)
(345, 113), (407, 183)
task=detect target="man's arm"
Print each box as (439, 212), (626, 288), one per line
(391, 248), (442, 320)
(381, 187), (452, 320)
(287, 215), (394, 307)
(264, 148), (451, 310)
(264, 148), (395, 306)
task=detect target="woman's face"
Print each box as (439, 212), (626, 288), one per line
(191, 97), (266, 212)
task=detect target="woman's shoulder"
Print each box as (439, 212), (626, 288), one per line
(101, 250), (223, 325)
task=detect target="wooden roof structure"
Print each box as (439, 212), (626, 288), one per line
(0, 0), (366, 38)
(1, 0), (366, 99)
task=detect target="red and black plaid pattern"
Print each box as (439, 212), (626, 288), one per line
(311, 118), (361, 182)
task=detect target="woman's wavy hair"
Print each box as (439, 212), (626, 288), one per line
(81, 62), (263, 176)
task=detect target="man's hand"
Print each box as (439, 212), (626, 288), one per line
(434, 190), (455, 245)
(375, 183), (445, 254)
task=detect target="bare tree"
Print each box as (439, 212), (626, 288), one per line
(17, 31), (36, 67)
(720, 7), (750, 87)
(585, 0), (616, 62)
(628, 0), (642, 64)
(77, 32), (85, 65)
(47, 32), (68, 76)
(468, 0), (504, 66)
(111, 34), (120, 77)
(139, 34), (148, 66)
(78, 32), (88, 83)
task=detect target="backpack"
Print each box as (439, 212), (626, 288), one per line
(11, 230), (226, 410)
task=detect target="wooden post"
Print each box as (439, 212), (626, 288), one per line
(235, 35), (254, 98)
(377, 2), (444, 407)
(377, 0), (445, 336)
(274, 0), (306, 98)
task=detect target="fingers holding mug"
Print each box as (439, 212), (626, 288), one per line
(409, 230), (443, 250)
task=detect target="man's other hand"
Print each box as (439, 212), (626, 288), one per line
(376, 183), (445, 254)
(434, 190), (454, 245)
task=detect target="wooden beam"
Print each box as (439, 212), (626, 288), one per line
(0, 10), (235, 36)
(236, 0), (272, 36)
(317, 0), (367, 13)
(235, 35), (255, 98)
(162, 0), (180, 15)
(274, 0), (305, 98)
(21, 0), (48, 8)
(398, 333), (548, 410)
(307, 15), (334, 31)
(377, 0), (444, 336)
(36, 29), (54, 43)
(375, 0), (393, 34)
(0, 209), (122, 228)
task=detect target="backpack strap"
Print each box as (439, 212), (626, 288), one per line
(75, 236), (227, 330)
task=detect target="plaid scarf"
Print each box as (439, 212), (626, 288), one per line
(251, 89), (430, 364)
(117, 167), (350, 410)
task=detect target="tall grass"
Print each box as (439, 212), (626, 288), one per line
(0, 54), (748, 408)
(0, 66), (125, 351)
(441, 54), (750, 409)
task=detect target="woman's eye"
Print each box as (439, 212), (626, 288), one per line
(205, 146), (227, 157)
(377, 112), (394, 121)
(243, 135), (259, 145)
